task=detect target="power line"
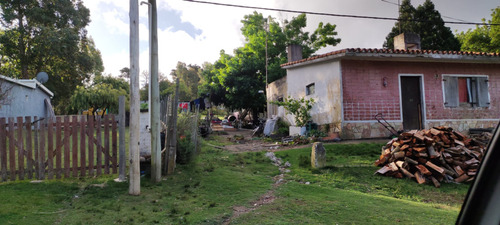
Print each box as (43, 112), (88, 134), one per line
(380, 0), (472, 23)
(183, 0), (500, 26)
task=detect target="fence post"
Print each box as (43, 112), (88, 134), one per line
(34, 116), (39, 179)
(166, 78), (179, 175)
(38, 118), (45, 180)
(191, 105), (199, 156)
(17, 117), (25, 180)
(0, 118), (6, 182)
(25, 116), (33, 179)
(162, 96), (172, 174)
(47, 117), (54, 179)
(118, 96), (126, 181)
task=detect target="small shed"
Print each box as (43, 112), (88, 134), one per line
(0, 74), (55, 119)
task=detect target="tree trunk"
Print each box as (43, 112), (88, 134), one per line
(17, 5), (29, 79)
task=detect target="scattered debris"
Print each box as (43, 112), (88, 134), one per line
(90, 183), (107, 188)
(374, 126), (490, 187)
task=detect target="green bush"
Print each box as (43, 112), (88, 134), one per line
(176, 112), (200, 164)
(276, 119), (290, 136)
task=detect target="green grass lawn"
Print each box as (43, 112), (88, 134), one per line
(232, 143), (469, 224)
(0, 138), (470, 224)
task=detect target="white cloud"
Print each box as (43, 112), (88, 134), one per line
(102, 9), (129, 35)
(84, 0), (499, 78)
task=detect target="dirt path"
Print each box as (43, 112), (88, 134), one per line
(214, 129), (389, 224)
(213, 129), (390, 153)
(222, 153), (288, 225)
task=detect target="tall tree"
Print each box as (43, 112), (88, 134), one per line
(139, 71), (173, 102)
(68, 75), (128, 116)
(383, 0), (460, 51)
(170, 62), (201, 101)
(0, 0), (104, 113)
(457, 7), (500, 53)
(383, 0), (417, 49)
(201, 12), (340, 118)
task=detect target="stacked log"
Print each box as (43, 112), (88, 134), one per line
(374, 126), (489, 187)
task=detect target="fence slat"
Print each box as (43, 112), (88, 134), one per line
(34, 116), (39, 179)
(64, 116), (71, 178)
(38, 119), (46, 180)
(95, 117), (101, 176)
(72, 116), (78, 177)
(17, 117), (25, 180)
(111, 115), (118, 174)
(0, 118), (7, 182)
(56, 117), (62, 179)
(8, 118), (16, 181)
(0, 114), (119, 182)
(47, 118), (54, 179)
(80, 116), (86, 177)
(104, 115), (110, 174)
(25, 116), (33, 179)
(89, 117), (95, 177)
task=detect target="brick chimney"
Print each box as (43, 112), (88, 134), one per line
(287, 44), (302, 62)
(394, 33), (421, 50)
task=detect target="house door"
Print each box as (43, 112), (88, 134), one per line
(400, 76), (423, 130)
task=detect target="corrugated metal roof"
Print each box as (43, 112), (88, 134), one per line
(0, 74), (54, 97)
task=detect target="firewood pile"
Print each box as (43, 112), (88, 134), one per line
(374, 126), (490, 188)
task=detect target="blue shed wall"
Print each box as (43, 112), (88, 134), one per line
(0, 82), (51, 118)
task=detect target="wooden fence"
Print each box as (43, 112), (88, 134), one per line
(0, 115), (120, 182)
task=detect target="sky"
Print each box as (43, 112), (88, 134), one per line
(83, 0), (499, 82)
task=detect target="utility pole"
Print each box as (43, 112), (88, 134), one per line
(265, 17), (269, 89)
(129, 0), (141, 195)
(149, 0), (161, 183)
(398, 0), (401, 33)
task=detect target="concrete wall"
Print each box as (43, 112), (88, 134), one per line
(0, 81), (51, 118)
(266, 76), (287, 120)
(286, 60), (343, 128)
(341, 60), (500, 138)
(139, 112), (151, 156)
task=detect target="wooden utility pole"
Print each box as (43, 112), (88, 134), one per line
(118, 95), (126, 181)
(149, 0), (161, 183)
(129, 0), (141, 195)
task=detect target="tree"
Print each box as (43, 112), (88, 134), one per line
(139, 71), (173, 102)
(201, 12), (340, 118)
(271, 97), (315, 127)
(0, 78), (13, 106)
(68, 75), (128, 116)
(170, 62), (201, 101)
(0, 0), (104, 113)
(457, 7), (500, 53)
(383, 0), (460, 51)
(119, 67), (130, 80)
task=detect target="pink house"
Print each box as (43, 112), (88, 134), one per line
(268, 47), (500, 139)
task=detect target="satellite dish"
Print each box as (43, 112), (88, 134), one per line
(36, 72), (49, 84)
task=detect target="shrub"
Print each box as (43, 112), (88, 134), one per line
(175, 112), (200, 164)
(276, 119), (290, 136)
(270, 97), (315, 127)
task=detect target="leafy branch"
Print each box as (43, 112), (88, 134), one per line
(271, 97), (315, 127)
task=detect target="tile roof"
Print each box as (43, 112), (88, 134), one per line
(281, 48), (500, 67)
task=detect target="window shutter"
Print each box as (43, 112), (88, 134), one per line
(443, 76), (459, 107)
(477, 77), (490, 107)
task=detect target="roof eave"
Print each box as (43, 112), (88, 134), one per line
(283, 52), (500, 69)
(282, 52), (346, 69)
